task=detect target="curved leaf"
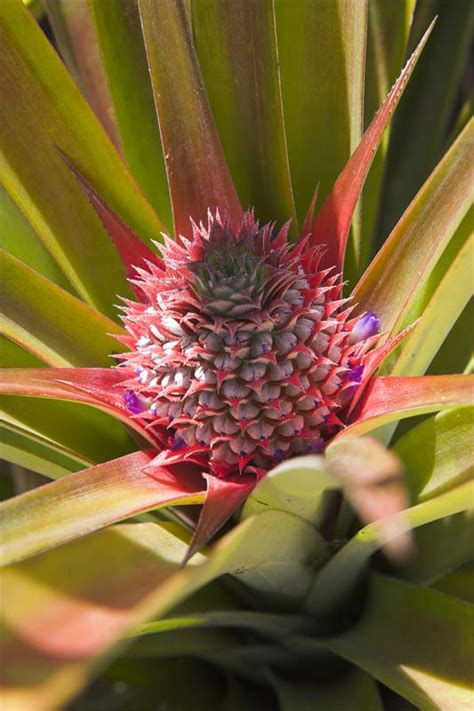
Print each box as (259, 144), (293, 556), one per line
(0, 451), (205, 566)
(394, 406), (474, 501)
(343, 374), (473, 437)
(0, 187), (71, 291)
(192, 0), (296, 230)
(0, 338), (136, 473)
(139, 0), (242, 238)
(88, 0), (172, 226)
(325, 574), (474, 711)
(391, 217), (473, 377)
(0, 251), (125, 367)
(304, 479), (473, 618)
(275, 0), (367, 227)
(0, 367), (158, 445)
(43, 0), (121, 148)
(0, 0), (163, 317)
(309, 21), (434, 273)
(353, 120), (474, 338)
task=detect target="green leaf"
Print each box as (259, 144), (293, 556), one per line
(344, 374), (473, 437)
(273, 668), (383, 711)
(325, 574), (474, 711)
(360, 0), (416, 268)
(0, 0), (163, 318)
(0, 187), (71, 291)
(432, 562), (474, 604)
(379, 0), (474, 240)
(0, 451), (206, 566)
(391, 211), (473, 376)
(1, 423), (84, 479)
(0, 251), (125, 367)
(0, 522), (207, 711)
(139, 0), (242, 238)
(1, 509), (329, 709)
(394, 406), (474, 501)
(353, 120), (474, 339)
(241, 454), (340, 528)
(192, 0), (296, 230)
(304, 479), (473, 617)
(428, 299), (474, 376)
(0, 337), (135, 474)
(275, 0), (367, 228)
(88, 0), (172, 227)
(400, 511), (474, 586)
(43, 0), (122, 148)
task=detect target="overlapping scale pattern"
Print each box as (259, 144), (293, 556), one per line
(118, 212), (379, 477)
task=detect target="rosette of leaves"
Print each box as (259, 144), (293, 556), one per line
(1, 1), (473, 709)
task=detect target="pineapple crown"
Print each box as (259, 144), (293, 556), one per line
(118, 210), (380, 478)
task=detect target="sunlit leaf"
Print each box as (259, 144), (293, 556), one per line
(0, 0), (163, 318)
(43, 0), (122, 148)
(344, 374), (473, 437)
(139, 0), (242, 238)
(192, 0), (296, 230)
(0, 451), (205, 566)
(0, 187), (71, 291)
(0, 251), (125, 367)
(88, 0), (172, 226)
(0, 338), (135, 474)
(391, 213), (473, 377)
(324, 574), (474, 711)
(394, 406), (474, 501)
(353, 120), (474, 338)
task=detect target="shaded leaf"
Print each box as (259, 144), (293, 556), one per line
(360, 0), (416, 267)
(325, 574), (474, 711)
(139, 0), (242, 238)
(378, 0), (474, 240)
(0, 0), (163, 317)
(0, 251), (125, 367)
(192, 0), (296, 230)
(275, 0), (366, 227)
(304, 479), (472, 618)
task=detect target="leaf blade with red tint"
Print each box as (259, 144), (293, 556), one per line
(310, 20), (434, 273)
(0, 450), (206, 566)
(353, 121), (474, 344)
(192, 0), (297, 231)
(343, 375), (474, 437)
(0, 367), (157, 445)
(138, 0), (242, 238)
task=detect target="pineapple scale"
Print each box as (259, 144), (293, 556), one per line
(118, 212), (378, 477)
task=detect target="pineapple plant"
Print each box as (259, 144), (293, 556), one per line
(1, 0), (473, 709)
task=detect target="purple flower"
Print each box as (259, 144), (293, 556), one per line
(349, 312), (380, 344)
(123, 390), (143, 414)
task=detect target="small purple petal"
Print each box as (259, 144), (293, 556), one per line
(172, 436), (187, 451)
(123, 390), (143, 414)
(348, 364), (364, 383)
(349, 311), (380, 344)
